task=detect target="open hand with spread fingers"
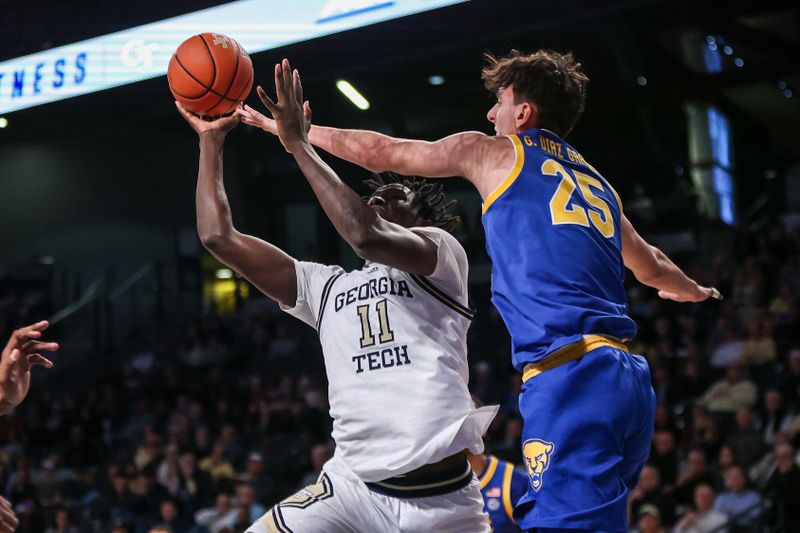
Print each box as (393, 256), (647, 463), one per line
(249, 58), (312, 153)
(0, 320), (58, 415)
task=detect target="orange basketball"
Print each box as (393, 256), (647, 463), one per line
(168, 33), (254, 116)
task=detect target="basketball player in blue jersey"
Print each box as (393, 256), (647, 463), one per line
(240, 55), (720, 532)
(468, 450), (528, 533)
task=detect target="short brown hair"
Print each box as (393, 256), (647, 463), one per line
(482, 50), (589, 137)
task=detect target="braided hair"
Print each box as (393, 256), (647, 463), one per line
(364, 174), (461, 233)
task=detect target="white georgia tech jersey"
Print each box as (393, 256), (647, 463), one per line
(281, 226), (498, 482)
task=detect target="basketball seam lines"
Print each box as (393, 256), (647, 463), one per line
(173, 52), (243, 103)
(173, 54), (218, 98)
(204, 37), (241, 114)
(198, 34), (218, 92)
(233, 65), (253, 102)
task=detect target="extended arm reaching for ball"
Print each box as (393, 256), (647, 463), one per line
(238, 60), (720, 304)
(175, 102), (297, 308)
(244, 59), (439, 275)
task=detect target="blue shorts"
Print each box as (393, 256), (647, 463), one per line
(514, 346), (655, 532)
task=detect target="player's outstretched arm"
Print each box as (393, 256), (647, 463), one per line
(237, 62), (509, 198)
(176, 103), (297, 307)
(0, 320), (57, 415)
(621, 215), (720, 303)
(257, 60), (438, 275)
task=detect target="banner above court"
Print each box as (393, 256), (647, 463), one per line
(0, 0), (468, 114)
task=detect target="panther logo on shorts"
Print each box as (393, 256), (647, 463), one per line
(523, 438), (555, 492)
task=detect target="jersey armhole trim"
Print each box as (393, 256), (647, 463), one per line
(316, 273), (344, 332)
(501, 463), (516, 523)
(408, 274), (476, 320)
(478, 456), (498, 489)
(481, 135), (525, 215)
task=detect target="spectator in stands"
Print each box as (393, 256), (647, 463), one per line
(673, 448), (715, 506)
(674, 358), (711, 405)
(739, 317), (776, 367)
(714, 466), (762, 529)
(760, 388), (794, 446)
(192, 492), (236, 533)
(699, 363), (757, 415)
(633, 504), (666, 533)
(156, 499), (189, 533)
(628, 465), (676, 526)
(782, 350), (800, 408)
(238, 452), (273, 505)
(233, 482), (265, 524)
(179, 450), (213, 512)
(708, 445), (737, 491)
(765, 443), (800, 531)
(726, 408), (768, 467)
(298, 444), (332, 488)
(653, 405), (679, 439)
(199, 442), (235, 483)
(674, 483), (727, 533)
(709, 320), (743, 368)
(649, 430), (679, 487)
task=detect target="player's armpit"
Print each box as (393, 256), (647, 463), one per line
(201, 231), (298, 307)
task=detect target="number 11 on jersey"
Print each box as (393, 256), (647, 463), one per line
(357, 298), (395, 348)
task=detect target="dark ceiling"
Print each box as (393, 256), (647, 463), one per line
(1, 0), (798, 229)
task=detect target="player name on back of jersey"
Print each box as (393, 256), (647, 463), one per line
(532, 133), (591, 167)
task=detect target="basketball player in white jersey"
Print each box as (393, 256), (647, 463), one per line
(175, 61), (496, 532)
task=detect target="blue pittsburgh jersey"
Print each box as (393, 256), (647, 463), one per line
(482, 128), (637, 370)
(477, 455), (527, 533)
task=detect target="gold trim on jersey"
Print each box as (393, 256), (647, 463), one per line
(501, 462), (516, 523)
(280, 473), (334, 509)
(482, 135), (525, 214)
(522, 334), (629, 383)
(259, 506), (294, 533)
(478, 455), (498, 489)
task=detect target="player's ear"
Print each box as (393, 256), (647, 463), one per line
(516, 101), (537, 130)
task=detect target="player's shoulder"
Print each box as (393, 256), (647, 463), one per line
(411, 226), (467, 264)
(294, 259), (346, 276)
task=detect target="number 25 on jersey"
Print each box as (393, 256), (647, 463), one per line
(543, 159), (615, 238)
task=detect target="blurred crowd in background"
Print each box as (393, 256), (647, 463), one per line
(0, 220), (799, 533)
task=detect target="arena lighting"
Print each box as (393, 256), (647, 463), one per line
(336, 79), (370, 110)
(0, 0), (469, 114)
(0, 117), (7, 128)
(216, 269), (234, 279)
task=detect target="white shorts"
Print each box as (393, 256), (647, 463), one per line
(247, 457), (491, 533)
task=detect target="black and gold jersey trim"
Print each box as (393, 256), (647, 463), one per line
(280, 473), (334, 509)
(316, 274), (344, 331)
(408, 274), (476, 320)
(260, 505), (294, 533)
(365, 461), (473, 498)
